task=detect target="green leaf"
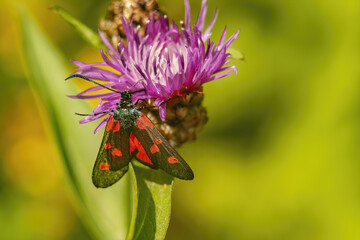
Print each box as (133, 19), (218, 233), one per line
(50, 5), (103, 49)
(19, 6), (129, 239)
(127, 163), (174, 240)
(228, 47), (245, 61)
(20, 6), (174, 240)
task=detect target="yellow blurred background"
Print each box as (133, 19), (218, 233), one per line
(1, 0), (359, 239)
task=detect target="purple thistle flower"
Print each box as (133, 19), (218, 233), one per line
(69, 0), (240, 133)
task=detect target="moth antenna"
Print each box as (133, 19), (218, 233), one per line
(134, 98), (147, 105)
(138, 105), (157, 111)
(133, 79), (145, 88)
(160, 98), (171, 106)
(129, 89), (147, 94)
(75, 111), (109, 116)
(136, 97), (172, 111)
(66, 74), (122, 94)
(128, 79), (148, 96)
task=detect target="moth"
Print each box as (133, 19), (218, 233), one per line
(68, 75), (194, 188)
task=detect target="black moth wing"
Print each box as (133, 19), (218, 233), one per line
(132, 113), (194, 180)
(92, 116), (132, 188)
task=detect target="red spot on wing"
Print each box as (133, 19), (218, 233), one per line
(106, 116), (114, 132)
(112, 148), (122, 157)
(168, 156), (178, 164)
(104, 143), (111, 149)
(137, 151), (152, 164)
(140, 114), (153, 128)
(154, 138), (162, 145)
(129, 133), (136, 154)
(99, 162), (110, 170)
(150, 144), (160, 154)
(136, 119), (146, 129)
(133, 136), (153, 164)
(112, 120), (120, 132)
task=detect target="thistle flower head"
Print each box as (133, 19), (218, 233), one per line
(69, 0), (240, 138)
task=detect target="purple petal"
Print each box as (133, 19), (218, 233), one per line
(67, 92), (113, 99)
(206, 67), (236, 83)
(184, 0), (191, 30)
(100, 49), (123, 73)
(94, 116), (110, 134)
(71, 84), (113, 96)
(158, 103), (167, 122)
(71, 69), (121, 82)
(196, 0), (208, 31)
(98, 30), (119, 58)
(203, 9), (218, 41)
(79, 113), (106, 124)
(224, 30), (241, 49)
(217, 26), (227, 49)
(72, 60), (108, 69)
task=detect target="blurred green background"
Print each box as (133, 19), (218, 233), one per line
(1, 0), (359, 239)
